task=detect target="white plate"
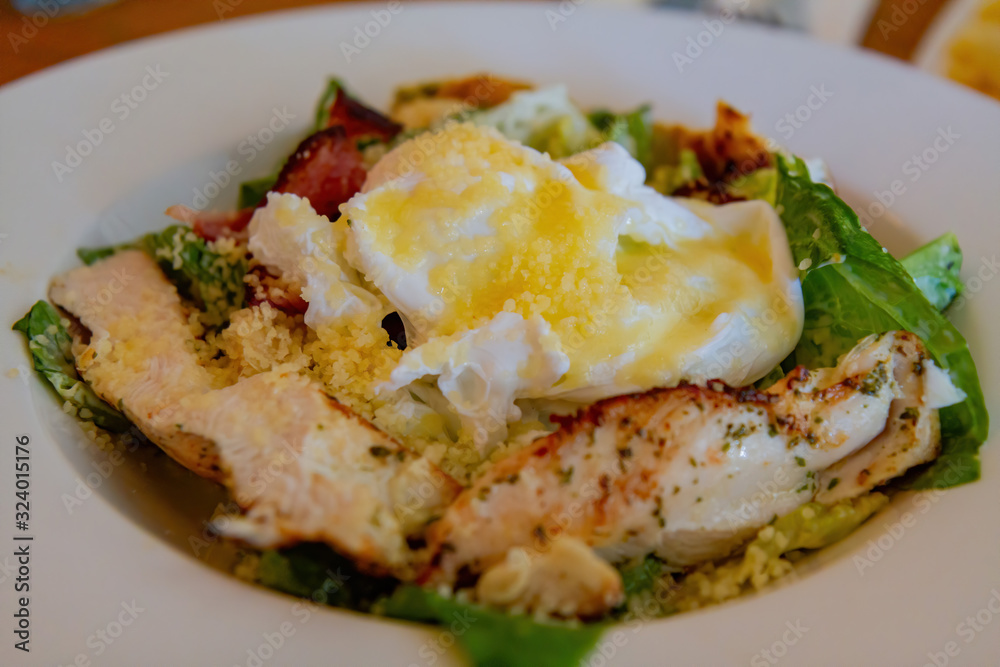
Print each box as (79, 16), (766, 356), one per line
(1, 3), (998, 665)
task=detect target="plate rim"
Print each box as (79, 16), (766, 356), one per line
(1, 3), (998, 665)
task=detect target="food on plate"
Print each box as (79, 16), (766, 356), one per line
(15, 73), (988, 667)
(946, 0), (1000, 101)
(424, 332), (961, 617)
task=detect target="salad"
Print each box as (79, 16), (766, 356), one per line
(14, 73), (988, 666)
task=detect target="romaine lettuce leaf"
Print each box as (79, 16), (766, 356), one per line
(256, 543), (606, 667)
(383, 585), (606, 667)
(13, 301), (131, 432)
(237, 175), (277, 209)
(901, 232), (964, 311)
(77, 245), (123, 266)
(649, 148), (704, 195)
(257, 543), (397, 611)
(234, 78), (346, 209)
(143, 225), (247, 326)
(469, 85), (603, 159)
(754, 364), (786, 390)
(616, 555), (667, 600)
(313, 77), (346, 132)
(78, 225), (247, 326)
(725, 166), (777, 205)
(589, 105), (653, 169)
(774, 154), (988, 488)
(239, 77), (404, 206)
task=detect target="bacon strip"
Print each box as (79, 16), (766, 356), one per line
(323, 86), (402, 141)
(270, 126), (368, 220)
(164, 205), (254, 242)
(176, 88), (401, 240)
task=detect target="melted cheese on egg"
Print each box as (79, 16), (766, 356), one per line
(341, 123), (803, 448)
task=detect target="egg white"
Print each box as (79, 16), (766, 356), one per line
(254, 123), (804, 453)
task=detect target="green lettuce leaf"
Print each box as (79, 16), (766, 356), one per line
(257, 543), (397, 611)
(901, 232), (964, 311)
(13, 301), (131, 432)
(725, 166), (777, 205)
(589, 105), (653, 169)
(754, 364), (786, 390)
(383, 585), (606, 667)
(78, 225), (247, 326)
(469, 85), (603, 159)
(237, 175), (277, 209)
(234, 78), (346, 209)
(649, 148), (704, 195)
(617, 555), (666, 600)
(143, 225), (247, 326)
(314, 77), (346, 131)
(774, 154), (988, 488)
(77, 245), (123, 266)
(256, 543), (605, 667)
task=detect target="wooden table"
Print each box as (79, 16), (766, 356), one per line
(0, 0), (951, 87)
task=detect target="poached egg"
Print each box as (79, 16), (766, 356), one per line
(252, 122), (804, 452)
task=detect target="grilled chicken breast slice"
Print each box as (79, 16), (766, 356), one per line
(178, 368), (462, 578)
(50, 250), (460, 576)
(49, 250), (222, 478)
(814, 331), (964, 503)
(425, 332), (962, 591)
(475, 536), (624, 618)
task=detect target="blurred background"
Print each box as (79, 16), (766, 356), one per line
(1, 0), (998, 101)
